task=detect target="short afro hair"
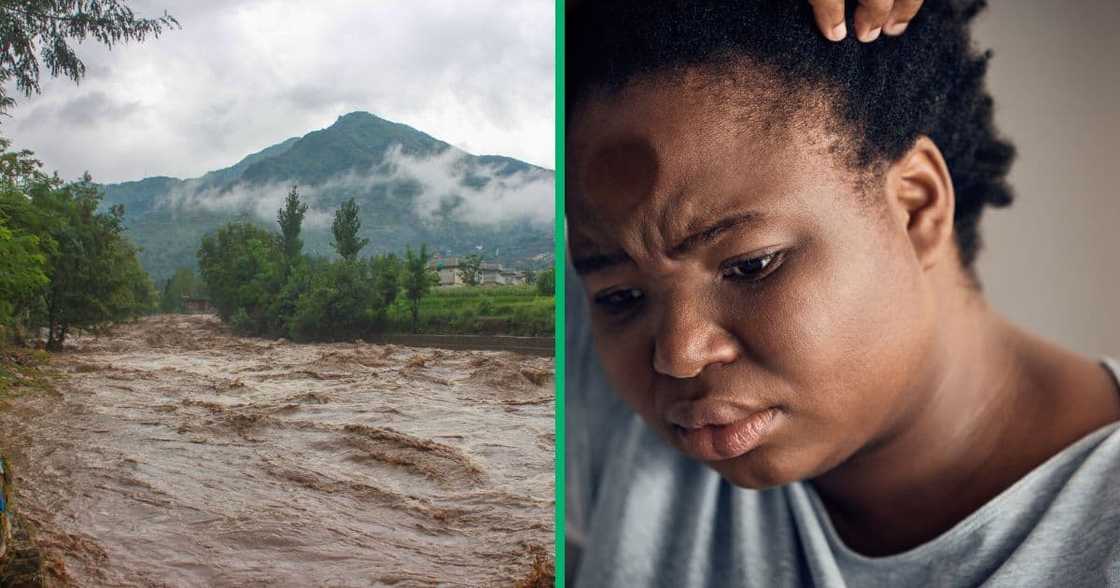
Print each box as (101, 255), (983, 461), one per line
(568, 0), (1016, 269)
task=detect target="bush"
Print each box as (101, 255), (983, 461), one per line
(535, 268), (555, 296)
(288, 259), (381, 342)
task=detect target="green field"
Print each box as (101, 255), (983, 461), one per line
(386, 285), (554, 337)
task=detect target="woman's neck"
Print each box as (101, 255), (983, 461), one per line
(809, 294), (1120, 556)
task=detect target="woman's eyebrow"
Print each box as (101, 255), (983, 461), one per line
(572, 251), (632, 275)
(670, 211), (762, 256)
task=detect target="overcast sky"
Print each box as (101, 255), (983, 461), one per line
(2, 0), (554, 183)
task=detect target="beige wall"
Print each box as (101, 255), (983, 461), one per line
(973, 1), (1120, 358)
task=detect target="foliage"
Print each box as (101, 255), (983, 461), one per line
(330, 197), (369, 261)
(0, 148), (157, 349)
(196, 198), (552, 341)
(0, 0), (178, 112)
(158, 267), (205, 313)
(196, 222), (282, 335)
(288, 259), (381, 342)
(370, 253), (400, 308)
(402, 244), (437, 329)
(457, 254), (483, 287)
(386, 285), (553, 336)
(31, 176), (156, 349)
(276, 184), (307, 273)
(535, 267), (555, 296)
(0, 203), (47, 330)
(97, 112), (554, 283)
(0, 345), (52, 400)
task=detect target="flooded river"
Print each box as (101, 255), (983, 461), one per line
(0, 314), (555, 587)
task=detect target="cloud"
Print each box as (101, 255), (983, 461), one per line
(55, 91), (143, 127)
(2, 0), (554, 183)
(162, 178), (334, 230)
(160, 145), (552, 228)
(380, 146), (553, 225)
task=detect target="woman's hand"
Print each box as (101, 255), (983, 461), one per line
(809, 0), (924, 42)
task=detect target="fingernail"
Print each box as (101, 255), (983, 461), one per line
(884, 21), (909, 36)
(829, 22), (847, 42)
(860, 26), (882, 42)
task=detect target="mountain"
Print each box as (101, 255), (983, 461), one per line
(102, 112), (554, 283)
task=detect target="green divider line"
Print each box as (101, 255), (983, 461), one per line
(554, 0), (566, 586)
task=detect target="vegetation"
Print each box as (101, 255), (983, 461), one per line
(330, 197), (369, 261)
(0, 346), (52, 401)
(402, 244), (436, 330)
(158, 268), (206, 314)
(386, 285), (552, 337)
(0, 140), (156, 349)
(98, 112), (554, 283)
(197, 222), (283, 335)
(535, 267), (555, 297)
(457, 254), (483, 286)
(277, 184), (308, 274)
(196, 189), (553, 341)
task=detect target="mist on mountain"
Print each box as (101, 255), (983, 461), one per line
(102, 111), (554, 282)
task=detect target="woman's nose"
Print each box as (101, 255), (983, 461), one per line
(651, 296), (740, 379)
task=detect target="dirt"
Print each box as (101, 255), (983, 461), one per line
(0, 314), (555, 587)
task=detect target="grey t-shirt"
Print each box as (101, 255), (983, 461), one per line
(567, 276), (1120, 587)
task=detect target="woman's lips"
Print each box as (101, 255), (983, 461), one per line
(670, 407), (780, 461)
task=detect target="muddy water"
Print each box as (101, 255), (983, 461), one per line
(0, 315), (554, 587)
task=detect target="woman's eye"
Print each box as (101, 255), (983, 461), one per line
(593, 287), (645, 315)
(720, 252), (781, 281)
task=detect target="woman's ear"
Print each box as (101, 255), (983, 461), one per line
(886, 136), (956, 269)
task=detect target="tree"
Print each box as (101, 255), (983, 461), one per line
(457, 254), (483, 287)
(158, 267), (202, 313)
(371, 253), (400, 307)
(535, 267), (555, 296)
(331, 197), (368, 261)
(276, 184), (307, 273)
(288, 259), (380, 342)
(30, 175), (155, 349)
(0, 214), (47, 330)
(0, 141), (152, 347)
(402, 244), (436, 330)
(0, 1), (178, 112)
(196, 222), (282, 334)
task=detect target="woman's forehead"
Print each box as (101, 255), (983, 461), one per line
(571, 98), (834, 218)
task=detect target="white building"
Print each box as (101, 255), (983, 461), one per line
(430, 257), (529, 287)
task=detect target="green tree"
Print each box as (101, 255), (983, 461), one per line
(0, 140), (153, 346)
(402, 244), (436, 330)
(0, 1), (178, 111)
(0, 215), (47, 330)
(535, 267), (555, 296)
(331, 197), (369, 261)
(276, 184), (307, 274)
(288, 259), (380, 342)
(0, 137), (47, 186)
(31, 175), (155, 349)
(371, 253), (400, 307)
(0, 140), (54, 341)
(196, 222), (282, 334)
(158, 267), (203, 313)
(457, 254), (483, 287)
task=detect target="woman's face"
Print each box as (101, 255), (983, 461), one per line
(568, 74), (942, 488)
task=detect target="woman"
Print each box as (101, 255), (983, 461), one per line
(565, 1), (1120, 586)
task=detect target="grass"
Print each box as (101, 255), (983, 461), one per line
(386, 285), (554, 337)
(0, 346), (54, 402)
